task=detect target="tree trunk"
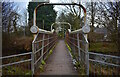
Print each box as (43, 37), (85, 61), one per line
(13, 16), (17, 33)
(8, 19), (11, 34)
(91, 2), (94, 32)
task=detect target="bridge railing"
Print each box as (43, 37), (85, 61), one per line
(89, 52), (120, 75)
(65, 30), (89, 75)
(0, 30), (57, 75)
(31, 31), (58, 74)
(66, 30), (120, 75)
(0, 51), (32, 75)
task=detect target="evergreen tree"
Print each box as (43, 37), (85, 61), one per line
(28, 2), (57, 31)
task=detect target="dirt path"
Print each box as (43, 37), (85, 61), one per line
(39, 40), (78, 75)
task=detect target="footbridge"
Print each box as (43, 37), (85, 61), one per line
(0, 3), (119, 76)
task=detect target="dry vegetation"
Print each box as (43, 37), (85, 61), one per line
(2, 33), (33, 56)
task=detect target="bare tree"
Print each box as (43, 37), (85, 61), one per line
(2, 1), (20, 33)
(86, 2), (98, 32)
(19, 8), (28, 36)
(2, 2), (14, 32)
(56, 0), (84, 30)
(97, 2), (120, 51)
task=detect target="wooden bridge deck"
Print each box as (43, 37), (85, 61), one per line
(37, 39), (78, 75)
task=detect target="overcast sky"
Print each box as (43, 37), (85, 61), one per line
(17, 0), (60, 9)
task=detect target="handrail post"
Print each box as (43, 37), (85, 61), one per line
(72, 35), (75, 55)
(31, 42), (35, 76)
(41, 34), (45, 60)
(47, 35), (49, 54)
(77, 33), (81, 61)
(84, 34), (89, 75)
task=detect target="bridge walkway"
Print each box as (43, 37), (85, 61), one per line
(36, 39), (78, 75)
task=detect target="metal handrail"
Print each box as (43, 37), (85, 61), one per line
(30, 26), (54, 34)
(68, 36), (87, 44)
(89, 59), (120, 67)
(34, 37), (57, 54)
(33, 3), (88, 34)
(67, 38), (86, 53)
(38, 28), (53, 34)
(66, 29), (120, 75)
(34, 36), (54, 43)
(0, 59), (32, 68)
(31, 27), (58, 75)
(32, 32), (39, 43)
(31, 2), (89, 75)
(51, 22), (72, 31)
(0, 52), (32, 60)
(34, 38), (57, 65)
(0, 52), (32, 68)
(89, 52), (120, 59)
(34, 36), (57, 44)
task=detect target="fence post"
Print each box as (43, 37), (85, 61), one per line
(31, 42), (35, 76)
(86, 44), (89, 75)
(47, 35), (49, 54)
(41, 34), (45, 60)
(73, 34), (75, 55)
(77, 33), (81, 61)
(84, 34), (89, 75)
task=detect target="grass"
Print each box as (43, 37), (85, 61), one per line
(41, 60), (46, 65)
(39, 60), (46, 72)
(39, 65), (44, 72)
(3, 66), (32, 75)
(65, 42), (75, 59)
(89, 62), (120, 75)
(3, 35), (33, 56)
(2, 55), (32, 75)
(89, 42), (118, 53)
